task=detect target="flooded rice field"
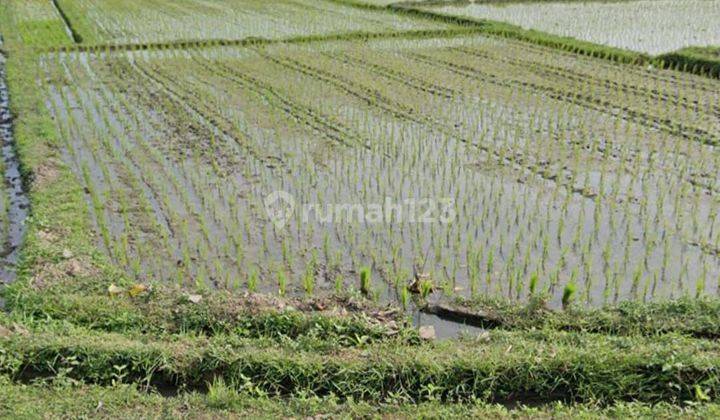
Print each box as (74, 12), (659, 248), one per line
(42, 35), (720, 308)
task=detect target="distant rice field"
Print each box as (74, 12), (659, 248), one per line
(429, 0), (720, 54)
(56, 0), (450, 44)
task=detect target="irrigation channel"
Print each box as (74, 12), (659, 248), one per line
(0, 40), (30, 291)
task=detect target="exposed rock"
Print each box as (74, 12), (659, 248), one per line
(419, 325), (436, 340)
(0, 325), (11, 338)
(187, 294), (203, 304)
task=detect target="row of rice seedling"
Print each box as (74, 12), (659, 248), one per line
(42, 55), (265, 289)
(53, 0), (451, 45)
(425, 0), (720, 55)
(215, 38), (720, 302)
(43, 33), (720, 307)
(71, 44), (704, 296)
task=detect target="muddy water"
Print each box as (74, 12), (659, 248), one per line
(0, 49), (30, 287)
(412, 310), (486, 340)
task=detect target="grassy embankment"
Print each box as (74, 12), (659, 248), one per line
(3, 374), (719, 419)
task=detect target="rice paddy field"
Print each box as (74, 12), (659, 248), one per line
(427, 0), (720, 54)
(54, 0), (451, 44)
(2, 0), (720, 416)
(44, 38), (720, 307)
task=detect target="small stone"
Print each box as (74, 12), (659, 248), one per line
(107, 284), (124, 296)
(0, 325), (11, 338)
(12, 323), (28, 336)
(419, 325), (436, 340)
(476, 331), (491, 342)
(66, 260), (83, 277)
(38, 230), (55, 242)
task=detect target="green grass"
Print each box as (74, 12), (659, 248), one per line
(51, 0), (83, 43)
(14, 20), (72, 49)
(53, 0), (114, 45)
(658, 46), (720, 78)
(1, 1), (74, 50)
(2, 375), (720, 419)
(3, 279), (412, 344)
(2, 316), (720, 405)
